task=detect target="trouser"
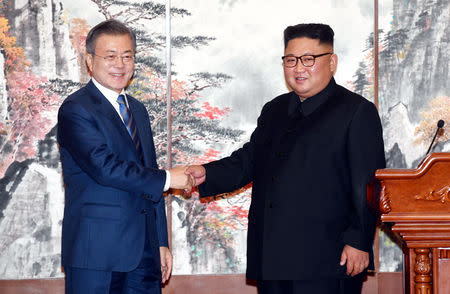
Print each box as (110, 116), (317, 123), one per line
(65, 216), (161, 294)
(257, 274), (364, 294)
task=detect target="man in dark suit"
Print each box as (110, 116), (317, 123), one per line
(57, 19), (192, 294)
(186, 23), (385, 294)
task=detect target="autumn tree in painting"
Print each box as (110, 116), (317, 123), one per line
(414, 96), (450, 146)
(0, 17), (60, 177)
(1, 0), (250, 273)
(88, 0), (249, 272)
(69, 18), (91, 82)
(0, 19), (28, 71)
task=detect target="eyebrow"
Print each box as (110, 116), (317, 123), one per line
(104, 49), (134, 54)
(285, 52), (314, 56)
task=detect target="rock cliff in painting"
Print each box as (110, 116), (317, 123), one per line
(379, 0), (450, 168)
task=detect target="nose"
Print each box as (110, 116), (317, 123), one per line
(294, 61), (306, 72)
(113, 56), (125, 67)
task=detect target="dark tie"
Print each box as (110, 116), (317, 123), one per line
(117, 94), (144, 162)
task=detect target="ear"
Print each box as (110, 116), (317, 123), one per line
(85, 53), (94, 73)
(330, 53), (338, 74)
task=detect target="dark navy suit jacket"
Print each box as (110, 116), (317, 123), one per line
(57, 80), (168, 272)
(199, 78), (386, 280)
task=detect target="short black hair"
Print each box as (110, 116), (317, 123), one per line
(85, 19), (136, 54)
(283, 23), (334, 49)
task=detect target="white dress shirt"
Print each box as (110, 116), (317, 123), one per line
(91, 78), (170, 191)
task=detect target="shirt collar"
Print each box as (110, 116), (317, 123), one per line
(91, 77), (127, 106)
(288, 77), (336, 117)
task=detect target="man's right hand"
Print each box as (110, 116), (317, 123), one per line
(185, 165), (206, 186)
(340, 245), (369, 276)
(169, 166), (194, 190)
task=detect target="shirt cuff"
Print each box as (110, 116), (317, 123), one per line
(163, 170), (171, 191)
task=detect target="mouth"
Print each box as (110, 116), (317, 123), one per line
(110, 73), (125, 77)
(295, 77), (307, 81)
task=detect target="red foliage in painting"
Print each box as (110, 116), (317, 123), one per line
(69, 18), (90, 55)
(188, 146), (251, 231)
(194, 102), (230, 120)
(0, 72), (59, 176)
(172, 79), (195, 101)
(205, 200), (249, 222)
(198, 186), (250, 231)
(0, 16), (61, 177)
(69, 18), (91, 82)
(130, 71), (166, 103)
(195, 148), (222, 163)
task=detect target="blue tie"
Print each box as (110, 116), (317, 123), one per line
(117, 94), (144, 162)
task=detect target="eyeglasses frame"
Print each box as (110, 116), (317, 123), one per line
(281, 52), (333, 68)
(92, 53), (135, 64)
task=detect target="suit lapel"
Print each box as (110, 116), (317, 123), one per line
(85, 81), (139, 155)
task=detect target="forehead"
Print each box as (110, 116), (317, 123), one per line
(285, 37), (331, 54)
(94, 33), (133, 51)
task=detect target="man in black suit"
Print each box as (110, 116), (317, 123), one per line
(186, 23), (385, 294)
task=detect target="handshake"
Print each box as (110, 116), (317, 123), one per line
(168, 165), (206, 191)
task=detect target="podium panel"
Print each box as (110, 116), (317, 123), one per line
(371, 153), (450, 294)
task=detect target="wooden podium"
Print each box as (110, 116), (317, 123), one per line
(370, 152), (450, 294)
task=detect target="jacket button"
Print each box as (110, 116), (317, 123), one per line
(141, 209), (147, 214)
(269, 202), (273, 208)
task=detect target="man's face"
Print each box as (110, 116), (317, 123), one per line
(283, 37), (337, 100)
(86, 34), (135, 93)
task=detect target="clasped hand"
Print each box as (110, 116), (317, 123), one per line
(168, 165), (206, 192)
(169, 166), (195, 190)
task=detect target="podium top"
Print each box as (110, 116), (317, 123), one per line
(375, 152), (450, 179)
(372, 152), (450, 216)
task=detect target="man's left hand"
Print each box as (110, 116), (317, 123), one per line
(160, 246), (173, 284)
(340, 244), (369, 276)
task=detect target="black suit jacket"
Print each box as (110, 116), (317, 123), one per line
(199, 78), (386, 280)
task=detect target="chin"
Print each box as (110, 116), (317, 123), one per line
(292, 88), (309, 96)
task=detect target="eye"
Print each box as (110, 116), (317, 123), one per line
(106, 55), (117, 61)
(285, 57), (297, 63)
(122, 55), (133, 61)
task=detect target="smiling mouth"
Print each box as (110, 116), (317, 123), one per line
(296, 77), (307, 80)
(111, 73), (124, 77)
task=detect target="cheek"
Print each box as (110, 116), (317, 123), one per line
(306, 67), (323, 80)
(308, 66), (318, 74)
(94, 62), (107, 73)
(284, 68), (294, 79)
(127, 66), (135, 76)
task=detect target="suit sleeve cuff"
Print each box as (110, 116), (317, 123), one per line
(163, 170), (170, 191)
(341, 228), (371, 252)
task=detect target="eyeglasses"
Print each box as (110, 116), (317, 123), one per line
(93, 53), (135, 64)
(281, 52), (333, 67)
